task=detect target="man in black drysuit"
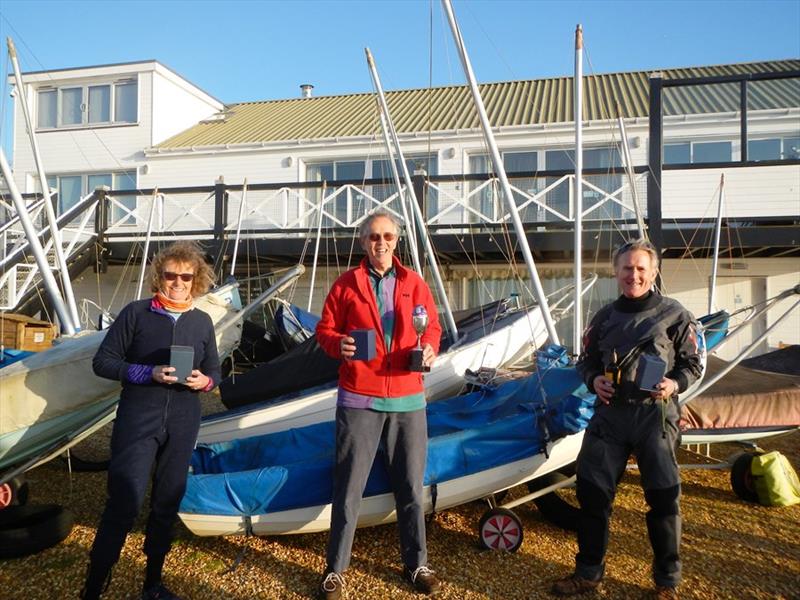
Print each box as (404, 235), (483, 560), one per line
(550, 239), (702, 600)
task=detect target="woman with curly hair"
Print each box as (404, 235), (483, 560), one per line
(81, 241), (220, 600)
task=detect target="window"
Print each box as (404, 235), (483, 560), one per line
(748, 136), (800, 161)
(469, 151), (539, 222)
(371, 154), (438, 219)
(664, 140), (733, 164)
(46, 170), (137, 225)
(306, 160), (366, 227)
(36, 79), (138, 129)
(545, 146), (622, 221)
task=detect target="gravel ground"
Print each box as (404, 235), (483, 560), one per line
(1, 392), (798, 600)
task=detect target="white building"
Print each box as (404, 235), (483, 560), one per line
(5, 58), (800, 355)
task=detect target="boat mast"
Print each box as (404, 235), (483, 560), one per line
(7, 37), (81, 331)
(616, 102), (647, 239)
(135, 188), (159, 299)
(364, 49), (422, 275)
(307, 181), (327, 312)
(0, 149), (76, 334)
(573, 25), (584, 354)
(441, 0), (559, 345)
(365, 47), (459, 342)
(229, 179), (248, 277)
(708, 174), (725, 314)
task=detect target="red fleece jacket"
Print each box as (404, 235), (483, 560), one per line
(316, 257), (442, 398)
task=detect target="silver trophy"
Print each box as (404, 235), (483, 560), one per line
(409, 305), (429, 372)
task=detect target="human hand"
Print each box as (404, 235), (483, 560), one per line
(651, 377), (677, 401)
(152, 365), (178, 384)
(340, 336), (356, 360)
(422, 343), (435, 368)
(185, 369), (210, 391)
(593, 375), (615, 404)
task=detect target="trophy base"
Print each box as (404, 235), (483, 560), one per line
(409, 349), (430, 372)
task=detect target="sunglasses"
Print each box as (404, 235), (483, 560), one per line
(163, 271), (194, 282)
(367, 232), (397, 242)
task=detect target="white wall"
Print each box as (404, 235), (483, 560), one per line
(151, 66), (223, 146)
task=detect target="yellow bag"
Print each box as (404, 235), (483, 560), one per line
(751, 451), (800, 507)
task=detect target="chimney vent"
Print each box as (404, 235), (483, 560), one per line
(300, 84), (314, 98)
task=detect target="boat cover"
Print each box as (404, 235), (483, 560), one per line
(180, 346), (595, 517)
(274, 303), (319, 347)
(681, 356), (800, 433)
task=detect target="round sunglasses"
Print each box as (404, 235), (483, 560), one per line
(163, 271), (194, 282)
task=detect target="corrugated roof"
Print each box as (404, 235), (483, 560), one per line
(156, 59), (800, 149)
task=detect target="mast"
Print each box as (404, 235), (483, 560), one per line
(0, 149), (76, 334)
(229, 179), (248, 277)
(616, 102), (647, 239)
(365, 47), (459, 341)
(8, 37), (81, 331)
(573, 25), (584, 353)
(364, 50), (421, 274)
(135, 189), (160, 300)
(441, 0), (559, 345)
(708, 174), (725, 314)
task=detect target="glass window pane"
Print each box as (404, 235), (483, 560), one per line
(37, 90), (57, 128)
(693, 141), (731, 163)
(334, 161), (365, 224)
(88, 85), (111, 123)
(545, 149), (574, 219)
(664, 143), (690, 164)
(58, 176), (82, 214)
(113, 171), (137, 225)
(114, 82), (137, 123)
(748, 139), (780, 161)
(61, 88), (83, 126)
(783, 137), (800, 160)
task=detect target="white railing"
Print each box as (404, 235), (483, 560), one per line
(0, 192), (98, 311)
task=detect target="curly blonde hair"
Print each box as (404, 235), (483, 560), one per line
(149, 241), (216, 297)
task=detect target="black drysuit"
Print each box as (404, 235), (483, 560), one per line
(574, 290), (702, 588)
(88, 299), (220, 582)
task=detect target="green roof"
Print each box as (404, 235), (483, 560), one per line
(156, 59), (800, 149)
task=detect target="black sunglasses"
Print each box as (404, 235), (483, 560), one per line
(367, 232), (397, 242)
(163, 271), (194, 282)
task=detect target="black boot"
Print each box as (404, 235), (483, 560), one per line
(79, 562), (112, 600)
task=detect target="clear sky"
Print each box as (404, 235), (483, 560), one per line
(0, 0), (797, 152)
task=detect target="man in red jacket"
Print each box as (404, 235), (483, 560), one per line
(316, 211), (442, 600)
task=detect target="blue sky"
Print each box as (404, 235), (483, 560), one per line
(0, 0), (797, 153)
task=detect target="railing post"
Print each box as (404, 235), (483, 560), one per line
(93, 185), (110, 273)
(213, 176), (228, 267)
(412, 169), (428, 273)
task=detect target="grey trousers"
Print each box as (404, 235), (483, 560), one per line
(326, 406), (428, 573)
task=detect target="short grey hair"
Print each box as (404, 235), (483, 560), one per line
(358, 209), (402, 239)
(612, 238), (660, 270)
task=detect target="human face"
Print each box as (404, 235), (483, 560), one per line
(160, 260), (194, 302)
(361, 216), (398, 274)
(614, 249), (657, 299)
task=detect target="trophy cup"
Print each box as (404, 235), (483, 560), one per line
(409, 304), (430, 372)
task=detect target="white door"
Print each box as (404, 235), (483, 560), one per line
(712, 276), (767, 361)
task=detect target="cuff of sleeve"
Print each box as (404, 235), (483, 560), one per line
(202, 376), (215, 392)
(126, 364), (154, 384)
(670, 373), (688, 394)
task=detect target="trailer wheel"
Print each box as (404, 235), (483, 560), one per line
(0, 477), (29, 509)
(730, 452), (759, 503)
(527, 471), (580, 531)
(478, 507), (523, 552)
(0, 504), (74, 558)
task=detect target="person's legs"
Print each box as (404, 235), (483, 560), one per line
(325, 407), (385, 573)
(636, 402), (682, 589)
(84, 399), (162, 598)
(383, 409), (428, 571)
(572, 407), (631, 583)
(142, 398), (201, 590)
